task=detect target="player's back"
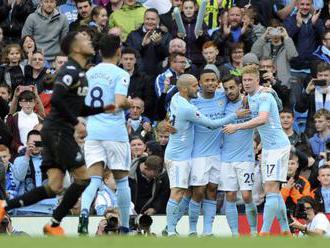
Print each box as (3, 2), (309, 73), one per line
(191, 91), (226, 158)
(221, 99), (254, 162)
(85, 63), (129, 142)
(248, 91), (289, 149)
(165, 93), (196, 161)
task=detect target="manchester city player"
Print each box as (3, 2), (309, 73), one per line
(78, 34), (132, 234)
(224, 65), (291, 235)
(165, 74), (249, 236)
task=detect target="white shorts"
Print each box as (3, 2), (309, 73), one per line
(190, 156), (221, 186)
(261, 146), (290, 183)
(219, 161), (255, 191)
(84, 140), (131, 171)
(165, 160), (191, 189)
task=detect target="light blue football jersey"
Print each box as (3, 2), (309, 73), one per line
(221, 99), (254, 162)
(191, 91), (227, 158)
(248, 91), (290, 150)
(165, 93), (236, 161)
(85, 63), (130, 142)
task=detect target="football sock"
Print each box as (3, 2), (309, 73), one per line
(166, 198), (179, 235)
(188, 199), (201, 234)
(80, 176), (102, 214)
(116, 177), (131, 228)
(225, 201), (239, 236)
(202, 199), (217, 235)
(245, 202), (258, 234)
(260, 193), (278, 233)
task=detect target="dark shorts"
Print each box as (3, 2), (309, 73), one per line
(40, 126), (85, 173)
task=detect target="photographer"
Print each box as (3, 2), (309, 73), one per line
(290, 196), (330, 236)
(129, 155), (170, 215)
(0, 214), (27, 236)
(96, 208), (120, 236)
(295, 62), (330, 137)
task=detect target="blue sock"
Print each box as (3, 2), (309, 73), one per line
(189, 200), (201, 234)
(261, 193), (279, 233)
(176, 196), (190, 223)
(276, 194), (290, 232)
(202, 199), (217, 235)
(116, 177), (131, 229)
(80, 176), (102, 215)
(225, 201), (239, 236)
(166, 198), (179, 235)
(245, 202), (258, 234)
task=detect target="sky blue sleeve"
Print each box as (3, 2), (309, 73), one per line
(184, 107), (236, 129)
(115, 72), (130, 96)
(258, 93), (272, 113)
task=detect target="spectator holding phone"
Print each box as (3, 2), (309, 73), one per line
(251, 23), (298, 89)
(295, 62), (330, 137)
(6, 89), (43, 158)
(9, 130), (57, 216)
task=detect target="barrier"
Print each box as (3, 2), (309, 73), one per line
(10, 214), (330, 236)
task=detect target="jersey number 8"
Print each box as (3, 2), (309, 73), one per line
(90, 86), (104, 108)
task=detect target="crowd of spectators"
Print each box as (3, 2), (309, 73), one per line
(0, 0), (330, 231)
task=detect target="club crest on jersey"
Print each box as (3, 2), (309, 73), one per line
(218, 99), (225, 106)
(62, 74), (73, 86)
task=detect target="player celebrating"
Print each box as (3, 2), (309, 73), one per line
(78, 34), (132, 235)
(0, 32), (115, 235)
(223, 65), (291, 235)
(221, 74), (258, 236)
(165, 74), (249, 236)
(188, 69), (228, 236)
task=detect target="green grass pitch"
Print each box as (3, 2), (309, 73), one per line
(0, 236), (328, 248)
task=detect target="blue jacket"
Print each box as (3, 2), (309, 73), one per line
(309, 133), (330, 157)
(10, 155), (57, 215)
(284, 14), (324, 70)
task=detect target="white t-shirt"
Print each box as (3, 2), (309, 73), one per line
(18, 111), (39, 146)
(307, 213), (330, 237)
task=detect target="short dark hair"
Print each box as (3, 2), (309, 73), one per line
(144, 8), (159, 17)
(222, 74), (241, 85)
(297, 196), (320, 214)
(99, 34), (121, 58)
(18, 90), (35, 102)
(61, 31), (80, 56)
(318, 164), (330, 174)
(27, 129), (41, 141)
(199, 69), (217, 80)
(280, 108), (294, 117)
(168, 52), (186, 63)
(75, 0), (92, 6)
(317, 62), (330, 73)
(145, 155), (163, 172)
(121, 47), (137, 57)
(0, 83), (11, 95)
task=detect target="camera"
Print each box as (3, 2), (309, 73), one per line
(129, 214), (153, 235)
(0, 217), (9, 234)
(104, 216), (120, 234)
(269, 27), (281, 37)
(34, 141), (43, 147)
(259, 70), (268, 85)
(294, 201), (308, 220)
(313, 79), (327, 87)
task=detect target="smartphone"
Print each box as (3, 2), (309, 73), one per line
(327, 152), (330, 162)
(313, 79), (327, 87)
(19, 85), (33, 92)
(259, 70), (268, 85)
(34, 141), (43, 147)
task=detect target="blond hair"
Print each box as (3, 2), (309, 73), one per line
(241, 64), (260, 78)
